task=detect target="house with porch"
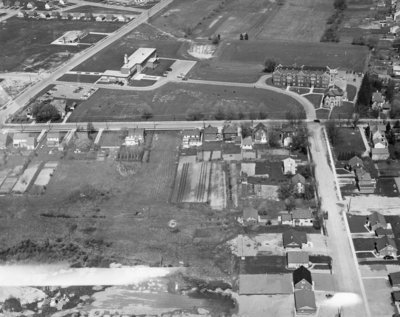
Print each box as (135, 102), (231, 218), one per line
(375, 235), (398, 258)
(241, 136), (253, 150)
(356, 168), (377, 193)
(287, 251), (309, 269)
(293, 265), (313, 290)
(13, 133), (36, 150)
(282, 157), (297, 175)
(222, 125), (238, 142)
(242, 207), (258, 225)
(294, 289), (317, 315)
(124, 128), (144, 146)
(291, 173), (306, 194)
(282, 229), (307, 249)
(182, 129), (202, 148)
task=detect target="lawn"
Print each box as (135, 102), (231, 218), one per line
(352, 238), (375, 252)
(67, 82), (304, 122)
(81, 33), (107, 44)
(329, 101), (355, 120)
(347, 214), (368, 233)
(57, 74), (101, 83)
(0, 132), (240, 278)
(289, 87), (310, 94)
(128, 79), (157, 87)
(332, 127), (366, 159)
(316, 108), (330, 120)
(376, 178), (399, 197)
(240, 256), (291, 274)
(217, 40), (369, 71)
(65, 5), (141, 15)
(304, 94), (323, 109)
(72, 27), (185, 72)
(347, 84), (357, 101)
(0, 17), (124, 72)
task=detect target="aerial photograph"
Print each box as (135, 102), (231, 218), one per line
(2, 0), (400, 315)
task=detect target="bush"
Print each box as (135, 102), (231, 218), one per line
(3, 297), (22, 312)
(31, 102), (61, 122)
(264, 58), (277, 73)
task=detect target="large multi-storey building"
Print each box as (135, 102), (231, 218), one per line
(272, 65), (337, 88)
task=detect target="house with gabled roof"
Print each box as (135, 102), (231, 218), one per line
(282, 157), (297, 175)
(60, 11), (70, 19)
(348, 156), (364, 170)
(356, 168), (376, 193)
(375, 235), (397, 258)
(389, 271), (400, 287)
(371, 147), (390, 161)
(47, 132), (62, 147)
(241, 136), (253, 150)
(287, 251), (309, 269)
(222, 125), (237, 142)
(291, 173), (306, 194)
(293, 265), (313, 290)
(182, 129), (201, 148)
(17, 10), (27, 17)
(292, 209), (314, 227)
(95, 14), (105, 22)
(124, 128), (144, 146)
(203, 125), (219, 142)
(367, 211), (388, 232)
(294, 289), (317, 314)
(253, 123), (268, 144)
(105, 14), (114, 22)
(242, 207), (258, 225)
(282, 229), (307, 249)
(13, 133), (36, 150)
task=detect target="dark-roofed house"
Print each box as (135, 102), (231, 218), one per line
(294, 289), (317, 314)
(203, 125), (219, 142)
(389, 272), (400, 287)
(222, 125), (238, 142)
(392, 291), (400, 302)
(282, 229), (307, 249)
(293, 265), (313, 290)
(253, 123), (268, 144)
(356, 168), (376, 194)
(291, 173), (306, 194)
(287, 251), (309, 269)
(375, 235), (397, 258)
(242, 207), (258, 225)
(367, 211), (388, 232)
(348, 156), (364, 170)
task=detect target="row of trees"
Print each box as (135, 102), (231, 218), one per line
(321, 0), (346, 42)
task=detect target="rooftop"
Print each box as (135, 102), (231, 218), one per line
(122, 48), (156, 69)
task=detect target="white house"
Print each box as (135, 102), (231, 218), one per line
(372, 128), (388, 148)
(13, 133), (35, 150)
(182, 129), (202, 148)
(323, 86), (344, 109)
(124, 128), (144, 146)
(287, 251), (309, 269)
(241, 136), (253, 150)
(292, 209), (314, 227)
(282, 157), (297, 175)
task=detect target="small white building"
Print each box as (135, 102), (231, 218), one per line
(182, 129), (202, 148)
(282, 157), (297, 175)
(241, 136), (253, 150)
(13, 133), (35, 150)
(124, 128), (144, 146)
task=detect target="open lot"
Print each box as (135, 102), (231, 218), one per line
(347, 214), (369, 233)
(352, 238), (374, 252)
(329, 101), (355, 120)
(57, 74), (101, 83)
(240, 256), (291, 274)
(332, 127), (366, 160)
(363, 278), (395, 317)
(0, 17), (123, 72)
(65, 5), (141, 15)
(0, 132), (240, 277)
(217, 40), (369, 72)
(376, 178), (400, 197)
(67, 83), (304, 122)
(150, 0), (332, 42)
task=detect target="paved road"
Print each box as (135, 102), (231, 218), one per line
(0, 0), (172, 124)
(308, 123), (370, 317)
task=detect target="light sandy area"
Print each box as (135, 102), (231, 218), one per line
(187, 44), (216, 60)
(304, 234), (329, 255)
(230, 234), (284, 257)
(359, 263), (400, 278)
(345, 196), (400, 215)
(363, 278), (395, 317)
(233, 293), (294, 317)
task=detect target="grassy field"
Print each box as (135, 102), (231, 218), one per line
(316, 108), (330, 120)
(329, 101), (355, 120)
(304, 94), (323, 109)
(217, 40), (369, 71)
(0, 132), (239, 278)
(0, 17), (123, 72)
(347, 84), (358, 101)
(65, 5), (141, 14)
(332, 127), (366, 159)
(67, 83), (304, 122)
(256, 0), (333, 42)
(347, 214), (369, 233)
(72, 31), (185, 72)
(57, 74), (101, 83)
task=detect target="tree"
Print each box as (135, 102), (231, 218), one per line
(244, 33), (248, 40)
(356, 73), (372, 115)
(185, 108), (204, 121)
(284, 197), (296, 211)
(385, 80), (395, 103)
(214, 107), (225, 120)
(296, 164), (312, 179)
(263, 58), (277, 73)
(326, 120), (340, 145)
(211, 35), (220, 45)
(241, 124), (252, 138)
(352, 36), (365, 46)
(87, 122), (96, 140)
(268, 130), (281, 148)
(278, 182), (296, 201)
(386, 122), (392, 134)
(291, 128), (309, 154)
(3, 297), (22, 312)
(31, 103), (61, 122)
(304, 184), (315, 200)
(352, 113), (360, 129)
(239, 33), (243, 40)
(334, 0), (346, 10)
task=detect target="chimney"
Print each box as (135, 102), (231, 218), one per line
(124, 54), (128, 65)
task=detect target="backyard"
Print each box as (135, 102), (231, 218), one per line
(329, 101), (355, 120)
(333, 127), (366, 160)
(67, 83), (305, 122)
(0, 132), (239, 279)
(0, 17), (123, 72)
